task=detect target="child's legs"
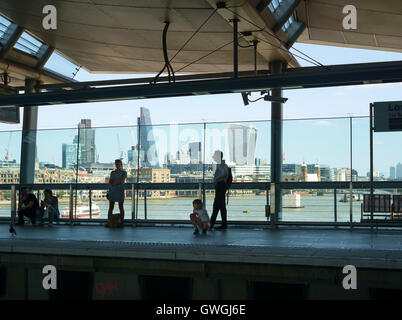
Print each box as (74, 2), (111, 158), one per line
(190, 213), (202, 228)
(202, 221), (210, 230)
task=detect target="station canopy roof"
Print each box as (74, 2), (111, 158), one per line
(0, 0), (401, 87)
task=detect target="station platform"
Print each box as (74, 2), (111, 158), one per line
(1, 223), (401, 270)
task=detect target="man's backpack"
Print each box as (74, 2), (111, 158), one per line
(226, 167), (233, 189)
(226, 167), (233, 204)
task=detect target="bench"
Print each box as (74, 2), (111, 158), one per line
(361, 194), (391, 222)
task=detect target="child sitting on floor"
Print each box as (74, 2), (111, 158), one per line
(189, 199), (210, 235)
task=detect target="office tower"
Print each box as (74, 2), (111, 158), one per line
(138, 107), (159, 168)
(227, 123), (257, 165)
(314, 164), (321, 181)
(164, 152), (175, 166)
(319, 165), (333, 181)
(390, 166), (396, 179)
(189, 142), (202, 164)
(282, 163), (301, 176)
(62, 144), (67, 168)
(77, 119), (96, 164)
(62, 143), (83, 169)
(127, 146), (138, 166)
(397, 162), (402, 179)
(334, 168), (358, 181)
(176, 146), (191, 164)
(301, 162), (308, 181)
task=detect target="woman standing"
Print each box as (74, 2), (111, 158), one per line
(107, 159), (127, 227)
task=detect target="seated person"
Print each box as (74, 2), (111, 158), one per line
(38, 189), (60, 225)
(17, 187), (39, 226)
(189, 199), (210, 235)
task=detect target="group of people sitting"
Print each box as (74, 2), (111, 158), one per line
(16, 187), (60, 226)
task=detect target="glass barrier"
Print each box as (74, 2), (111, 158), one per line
(0, 191), (10, 218)
(0, 116), (401, 225)
(281, 189), (336, 222)
(0, 130), (21, 178)
(77, 125), (137, 184)
(353, 117), (402, 182)
(283, 118), (350, 182)
(334, 188), (361, 223)
(225, 188), (268, 222)
(0, 130), (21, 217)
(205, 120), (270, 183)
(142, 189), (200, 221)
(139, 122), (205, 184)
(35, 128), (79, 184)
(373, 130), (402, 182)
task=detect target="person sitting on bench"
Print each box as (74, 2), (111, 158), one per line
(17, 187), (39, 226)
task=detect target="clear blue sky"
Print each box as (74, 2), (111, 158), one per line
(1, 43), (402, 176)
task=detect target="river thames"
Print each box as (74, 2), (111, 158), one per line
(0, 193), (365, 223)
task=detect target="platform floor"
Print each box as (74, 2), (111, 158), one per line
(1, 223), (402, 269)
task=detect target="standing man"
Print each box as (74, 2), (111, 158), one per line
(210, 150), (229, 230)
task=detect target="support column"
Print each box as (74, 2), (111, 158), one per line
(231, 18), (239, 78)
(20, 78), (39, 185)
(270, 61), (286, 221)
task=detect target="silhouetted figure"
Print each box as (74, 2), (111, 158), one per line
(17, 187), (39, 225)
(38, 189), (60, 226)
(106, 159), (127, 228)
(209, 150), (229, 230)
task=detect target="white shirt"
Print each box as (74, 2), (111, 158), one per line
(194, 209), (209, 222)
(213, 160), (229, 184)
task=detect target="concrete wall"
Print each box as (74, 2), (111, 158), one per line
(1, 253), (402, 300)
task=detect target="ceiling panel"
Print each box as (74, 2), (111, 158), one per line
(296, 0), (402, 52)
(0, 0), (298, 75)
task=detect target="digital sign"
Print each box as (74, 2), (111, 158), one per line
(373, 101), (402, 132)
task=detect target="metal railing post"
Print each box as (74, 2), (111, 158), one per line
(350, 116), (353, 229)
(270, 183), (277, 228)
(334, 188), (337, 222)
(69, 184), (73, 225)
(11, 185), (16, 224)
(198, 182), (202, 199)
(131, 183), (135, 225)
(144, 188), (147, 220)
(202, 183), (206, 208)
(266, 183), (270, 223)
(89, 189), (92, 220)
(369, 103), (374, 231)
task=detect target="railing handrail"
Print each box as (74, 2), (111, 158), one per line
(1, 181), (401, 191)
(0, 115), (371, 133)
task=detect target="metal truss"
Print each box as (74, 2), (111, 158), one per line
(0, 60), (402, 108)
